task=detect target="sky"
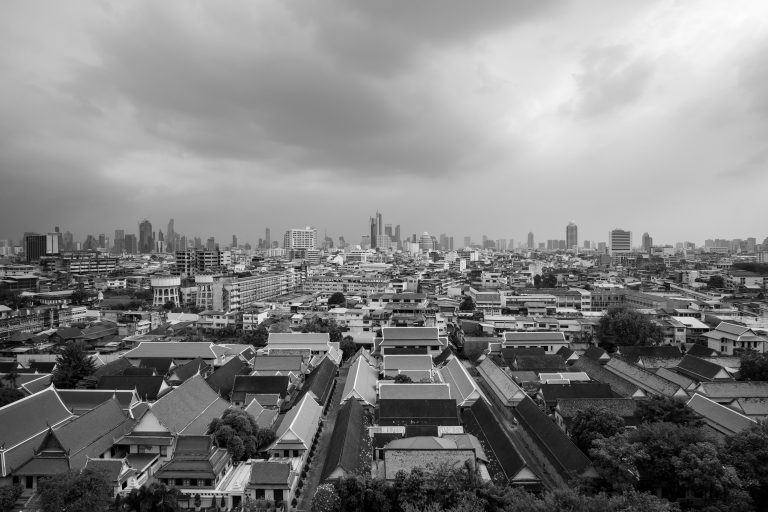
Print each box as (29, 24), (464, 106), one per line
(1, 0), (767, 248)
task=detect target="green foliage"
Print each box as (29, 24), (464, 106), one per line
(340, 336), (356, 361)
(302, 317), (343, 343)
(636, 397), (703, 427)
(327, 292), (346, 306)
(533, 274), (542, 289)
(312, 484), (341, 512)
(707, 275), (725, 289)
(541, 273), (558, 288)
(738, 351), (768, 381)
(459, 296), (476, 311)
(39, 469), (112, 512)
(0, 388), (25, 407)
(70, 288), (90, 306)
(123, 481), (182, 512)
(0, 484), (22, 512)
(569, 407), (625, 453)
(732, 262), (768, 275)
(52, 341), (97, 389)
(208, 409), (275, 461)
(393, 374), (413, 384)
(2, 368), (20, 388)
(162, 300), (176, 311)
(596, 307), (663, 349)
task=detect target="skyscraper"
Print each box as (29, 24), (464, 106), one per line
(394, 225), (400, 244)
(167, 219), (175, 252)
(566, 222), (578, 249)
(527, 232), (534, 249)
(139, 220), (153, 254)
(377, 211), (383, 237)
(609, 229), (632, 254)
(642, 232), (653, 252)
(265, 228), (271, 248)
(232, 235), (238, 248)
(114, 230), (125, 254)
(207, 237), (216, 251)
(464, 236), (471, 248)
(369, 217), (377, 249)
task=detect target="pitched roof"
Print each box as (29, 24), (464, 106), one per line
(249, 461), (292, 485)
(655, 367), (696, 390)
(616, 345), (682, 363)
(231, 375), (290, 403)
(377, 399), (459, 426)
(125, 342), (216, 360)
(437, 357), (481, 406)
(378, 383), (451, 401)
(341, 356), (379, 406)
(92, 358), (134, 379)
(321, 399), (365, 481)
(461, 399), (535, 484)
(675, 355), (732, 382)
(271, 394), (323, 450)
(555, 398), (639, 421)
(156, 435), (229, 481)
(476, 358), (527, 406)
(694, 381), (768, 400)
(251, 356), (303, 372)
(295, 357), (337, 406)
(512, 396), (593, 479)
(244, 399), (279, 429)
(686, 393), (756, 435)
(382, 327), (439, 341)
(170, 358), (211, 383)
(96, 375), (169, 401)
(503, 331), (566, 343)
(539, 383), (616, 405)
(513, 354), (567, 372)
(0, 387), (73, 476)
(267, 332), (330, 346)
(57, 389), (139, 415)
(382, 355), (433, 372)
(582, 346), (609, 362)
(604, 358), (687, 398)
(685, 344), (720, 357)
(138, 357), (175, 374)
(150, 374), (230, 435)
(570, 357), (646, 399)
(205, 357), (250, 398)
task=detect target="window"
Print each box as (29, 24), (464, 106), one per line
(175, 479), (183, 486)
(190, 479), (198, 487)
(122, 481), (128, 490)
(255, 489), (265, 499)
(293, 449), (300, 457)
(283, 450), (290, 458)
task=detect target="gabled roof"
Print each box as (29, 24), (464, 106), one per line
(267, 332), (330, 346)
(513, 354), (567, 372)
(378, 383), (451, 401)
(655, 367), (696, 390)
(84, 458), (133, 483)
(295, 357), (337, 406)
(124, 342), (216, 360)
(341, 356), (378, 406)
(170, 358), (211, 383)
(675, 355), (732, 382)
(380, 327), (439, 345)
(476, 359), (527, 406)
(138, 358), (175, 374)
(461, 399), (536, 484)
(92, 358), (134, 379)
(382, 355), (433, 372)
(205, 357), (250, 398)
(231, 375), (290, 403)
(53, 327), (83, 340)
(555, 398), (639, 422)
(437, 357), (481, 406)
(155, 435), (229, 481)
(0, 387), (74, 476)
(604, 358), (687, 398)
(96, 375), (169, 401)
(616, 345), (682, 364)
(503, 331), (566, 343)
(539, 383), (616, 405)
(570, 357), (646, 399)
(251, 356), (303, 372)
(249, 461), (292, 486)
(687, 393), (756, 435)
(244, 399), (279, 429)
(432, 347), (455, 366)
(150, 374), (230, 435)
(685, 344), (720, 357)
(377, 399), (459, 426)
(512, 396), (593, 479)
(694, 381), (768, 400)
(270, 394), (323, 450)
(321, 399), (365, 481)
(57, 389), (139, 415)
(582, 346), (610, 362)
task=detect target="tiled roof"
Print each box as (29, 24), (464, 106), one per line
(96, 375), (169, 401)
(605, 358), (686, 398)
(503, 331), (566, 343)
(377, 399), (459, 426)
(687, 393), (755, 435)
(205, 357), (250, 398)
(271, 394), (322, 450)
(251, 356), (303, 372)
(150, 374), (230, 435)
(676, 355), (731, 382)
(381, 327), (439, 341)
(382, 355), (433, 372)
(555, 398), (639, 421)
(267, 332), (330, 346)
(437, 357), (480, 406)
(476, 359), (527, 406)
(695, 381), (768, 400)
(655, 367), (696, 390)
(295, 357), (337, 406)
(570, 357), (645, 399)
(57, 389), (138, 415)
(321, 399), (365, 481)
(378, 383), (450, 401)
(249, 461), (292, 486)
(231, 376), (290, 403)
(341, 357), (379, 406)
(539, 383), (616, 405)
(125, 342), (216, 360)
(582, 346), (609, 362)
(513, 354), (566, 372)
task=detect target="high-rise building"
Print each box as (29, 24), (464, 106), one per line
(24, 234), (47, 261)
(124, 234), (137, 254)
(113, 230), (125, 254)
(385, 224), (393, 237)
(377, 211), (383, 237)
(284, 227), (317, 250)
(448, 237), (454, 251)
(464, 236), (471, 248)
(369, 217), (377, 249)
(642, 232), (653, 252)
(166, 219), (175, 253)
(265, 228), (271, 248)
(207, 237), (216, 251)
(394, 225), (400, 244)
(139, 220), (153, 254)
(566, 222), (578, 250)
(232, 235), (238, 249)
(496, 239), (507, 251)
(527, 232), (534, 249)
(419, 232), (435, 252)
(609, 229), (632, 254)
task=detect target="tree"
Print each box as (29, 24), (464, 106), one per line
(327, 292), (346, 306)
(302, 317), (344, 344)
(707, 275), (726, 289)
(533, 274), (542, 289)
(312, 484), (341, 512)
(340, 336), (356, 361)
(595, 307), (663, 350)
(672, 442), (742, 503)
(568, 407), (625, 453)
(39, 469), (112, 512)
(541, 273), (558, 288)
(0, 484), (22, 512)
(70, 288), (90, 306)
(0, 388), (25, 407)
(738, 351), (768, 381)
(459, 296), (475, 311)
(52, 341), (97, 389)
(123, 481), (182, 512)
(722, 421), (768, 505)
(208, 409), (275, 461)
(2, 367), (19, 389)
(393, 374), (413, 384)
(636, 397), (703, 427)
(163, 301), (176, 311)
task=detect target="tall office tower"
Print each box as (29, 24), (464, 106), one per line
(746, 237), (757, 253)
(439, 233), (448, 250)
(509, 239), (514, 251)
(114, 230), (125, 254)
(232, 235), (238, 248)
(377, 211), (383, 237)
(642, 232), (653, 252)
(139, 220), (153, 254)
(527, 232), (534, 249)
(24, 234), (46, 262)
(385, 224), (393, 237)
(496, 239), (507, 251)
(166, 219), (175, 252)
(206, 237), (216, 251)
(412, 234), (417, 243)
(179, 236), (187, 251)
(124, 234), (138, 254)
(369, 217), (378, 249)
(419, 232), (435, 251)
(97, 234), (106, 249)
(265, 228), (271, 248)
(194, 237), (202, 249)
(464, 236), (471, 248)
(609, 228), (632, 254)
(566, 222), (578, 249)
(394, 225), (401, 243)
(62, 231), (74, 251)
(45, 233), (59, 255)
(338, 236), (346, 248)
(284, 227), (317, 249)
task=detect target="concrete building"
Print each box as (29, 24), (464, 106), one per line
(283, 227), (316, 250)
(151, 276), (182, 307)
(609, 229), (632, 255)
(139, 220), (153, 254)
(566, 223), (578, 250)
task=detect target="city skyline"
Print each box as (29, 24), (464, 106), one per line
(1, 1), (768, 245)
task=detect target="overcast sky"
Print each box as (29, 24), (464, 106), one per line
(1, 0), (767, 247)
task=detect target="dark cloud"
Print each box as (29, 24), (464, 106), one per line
(563, 45), (655, 117)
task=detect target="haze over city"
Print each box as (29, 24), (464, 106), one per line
(2, 0), (768, 244)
